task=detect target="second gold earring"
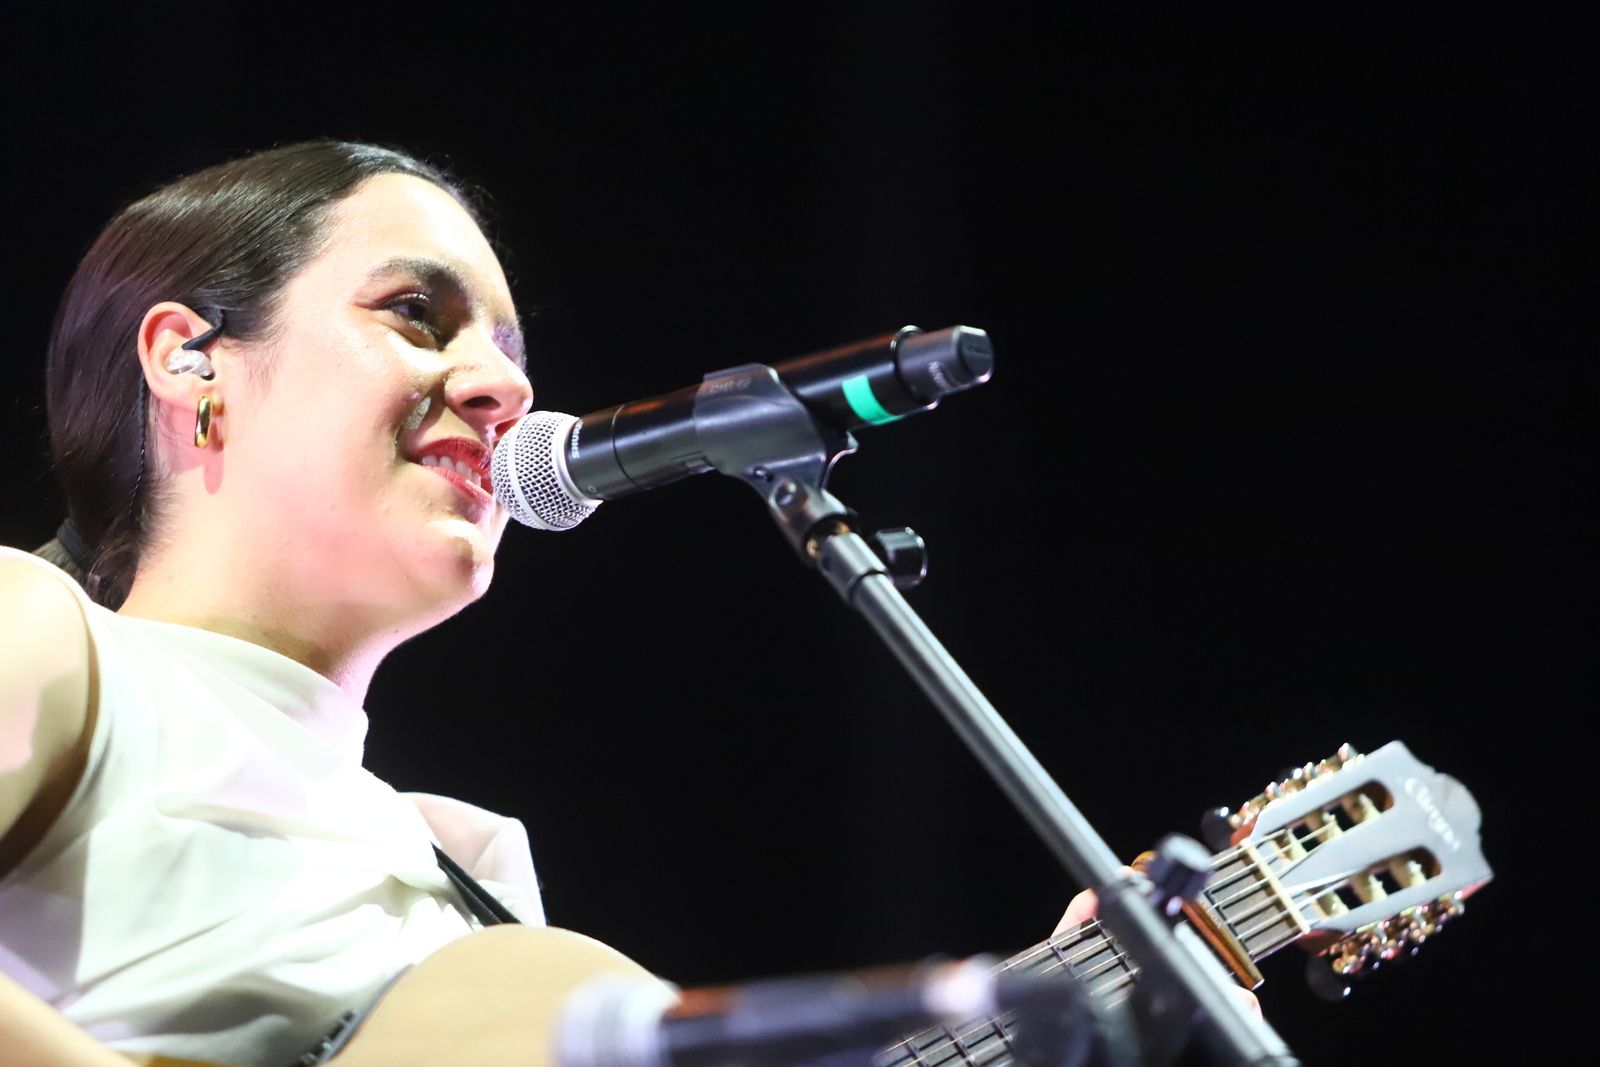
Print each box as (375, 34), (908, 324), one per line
(195, 394), (219, 448)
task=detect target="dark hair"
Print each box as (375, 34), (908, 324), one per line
(32, 140), (483, 608)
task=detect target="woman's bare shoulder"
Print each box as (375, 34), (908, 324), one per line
(0, 547), (94, 660)
(0, 548), (96, 858)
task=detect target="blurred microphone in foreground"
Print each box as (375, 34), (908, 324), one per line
(558, 954), (1110, 1067)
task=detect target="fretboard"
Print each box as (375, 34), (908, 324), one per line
(871, 920), (1135, 1067)
(873, 832), (1313, 1067)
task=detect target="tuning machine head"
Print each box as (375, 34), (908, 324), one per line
(1215, 743), (1363, 837)
(1316, 891), (1468, 989)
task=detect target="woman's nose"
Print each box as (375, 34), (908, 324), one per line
(444, 335), (535, 440)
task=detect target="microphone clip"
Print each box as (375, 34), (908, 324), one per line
(693, 362), (860, 562)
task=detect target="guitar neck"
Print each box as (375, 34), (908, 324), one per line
(873, 839), (1303, 1067)
(871, 922), (1137, 1067)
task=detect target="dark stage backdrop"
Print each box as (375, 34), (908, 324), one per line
(1, 9), (1586, 1065)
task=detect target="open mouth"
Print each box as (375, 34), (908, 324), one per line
(410, 439), (494, 503)
(418, 452), (491, 495)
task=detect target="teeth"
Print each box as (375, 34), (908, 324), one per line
(419, 454), (483, 488)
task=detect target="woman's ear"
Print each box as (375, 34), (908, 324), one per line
(136, 303), (235, 449)
(136, 303), (226, 403)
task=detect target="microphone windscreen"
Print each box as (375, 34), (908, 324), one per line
(492, 411), (601, 531)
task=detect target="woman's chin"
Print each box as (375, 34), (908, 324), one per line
(411, 519), (499, 607)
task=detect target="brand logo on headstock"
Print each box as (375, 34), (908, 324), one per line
(1403, 777), (1462, 852)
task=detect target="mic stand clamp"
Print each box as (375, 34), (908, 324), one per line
(688, 359), (1297, 1066)
(869, 528), (928, 590)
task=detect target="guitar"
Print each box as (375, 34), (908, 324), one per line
(137, 739), (1489, 1067)
(876, 739), (1492, 1067)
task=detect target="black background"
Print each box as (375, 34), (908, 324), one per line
(1, 6), (1588, 1064)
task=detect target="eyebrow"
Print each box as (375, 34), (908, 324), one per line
(364, 255), (527, 370)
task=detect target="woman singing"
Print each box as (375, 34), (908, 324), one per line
(0, 140), (1248, 1067)
(1, 141), (544, 1065)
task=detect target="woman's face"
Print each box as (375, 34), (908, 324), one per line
(217, 173), (534, 630)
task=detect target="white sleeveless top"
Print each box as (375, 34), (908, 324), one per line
(0, 546), (545, 1067)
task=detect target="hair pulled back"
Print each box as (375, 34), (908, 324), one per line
(33, 141), (480, 608)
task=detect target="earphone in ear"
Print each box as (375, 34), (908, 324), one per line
(164, 311), (226, 380)
(165, 347), (215, 380)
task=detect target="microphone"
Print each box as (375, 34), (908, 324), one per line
(491, 325), (993, 531)
(557, 956), (1096, 1067)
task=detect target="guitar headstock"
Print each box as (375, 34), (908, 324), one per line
(1214, 740), (1491, 980)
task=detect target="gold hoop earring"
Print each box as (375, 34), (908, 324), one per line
(195, 394), (217, 448)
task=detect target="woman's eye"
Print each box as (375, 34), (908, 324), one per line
(385, 294), (442, 340)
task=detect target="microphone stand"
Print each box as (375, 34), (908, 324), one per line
(688, 362), (1299, 1067)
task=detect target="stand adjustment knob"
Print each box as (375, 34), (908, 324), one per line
(1142, 834), (1213, 919)
(870, 527), (928, 590)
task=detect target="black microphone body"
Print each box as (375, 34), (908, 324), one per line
(563, 325), (993, 502)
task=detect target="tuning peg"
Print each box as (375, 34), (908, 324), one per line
(1368, 925), (1405, 963)
(1228, 745), (1370, 832)
(1332, 742), (1360, 764)
(1421, 896), (1465, 937)
(1397, 906), (1439, 944)
(1378, 919), (1418, 961)
(1329, 937), (1367, 977)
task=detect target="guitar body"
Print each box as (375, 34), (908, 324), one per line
(337, 926), (663, 1067)
(139, 926), (664, 1067)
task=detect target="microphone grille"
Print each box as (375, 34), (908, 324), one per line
(491, 411), (600, 531)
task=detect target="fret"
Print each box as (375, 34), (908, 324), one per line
(1052, 923), (1137, 998)
(875, 1017), (939, 1067)
(1044, 928), (1083, 978)
(943, 1024), (978, 1067)
(1002, 937), (1064, 979)
(961, 1019), (1016, 1067)
(876, 1022), (957, 1067)
(982, 1016), (1018, 1062)
(1203, 840), (1307, 960)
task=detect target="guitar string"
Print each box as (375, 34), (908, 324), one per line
(1241, 856), (1400, 950)
(986, 819), (1338, 989)
(1224, 863), (1358, 935)
(893, 798), (1413, 1067)
(887, 896), (1301, 1067)
(1227, 827), (1406, 947)
(992, 818), (1336, 987)
(880, 825), (1323, 1067)
(881, 823), (1339, 1067)
(877, 936), (1137, 1066)
(1205, 820), (1340, 910)
(880, 928), (1217, 1062)
(918, 814), (1419, 1067)
(888, 966), (1147, 1067)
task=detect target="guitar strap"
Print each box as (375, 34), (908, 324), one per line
(432, 844), (521, 926)
(289, 850), (523, 1065)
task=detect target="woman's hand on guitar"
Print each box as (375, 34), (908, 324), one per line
(1054, 870), (1262, 1018)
